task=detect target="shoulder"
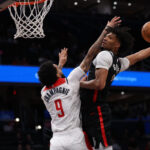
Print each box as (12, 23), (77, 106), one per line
(118, 57), (130, 72)
(96, 50), (113, 60)
(93, 50), (113, 70)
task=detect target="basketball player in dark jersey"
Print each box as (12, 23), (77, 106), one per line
(80, 17), (150, 150)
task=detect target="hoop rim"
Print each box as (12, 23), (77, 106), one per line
(9, 0), (47, 7)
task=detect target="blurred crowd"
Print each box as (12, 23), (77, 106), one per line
(111, 101), (150, 120)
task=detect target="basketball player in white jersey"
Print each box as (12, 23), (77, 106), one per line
(38, 17), (121, 150)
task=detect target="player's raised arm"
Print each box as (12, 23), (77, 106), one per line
(126, 47), (150, 66)
(58, 48), (68, 70)
(80, 16), (122, 73)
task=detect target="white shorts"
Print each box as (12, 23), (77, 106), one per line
(50, 128), (88, 150)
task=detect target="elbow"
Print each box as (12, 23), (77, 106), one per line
(95, 82), (105, 90)
(98, 84), (105, 90)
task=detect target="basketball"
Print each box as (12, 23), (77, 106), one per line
(141, 21), (150, 43)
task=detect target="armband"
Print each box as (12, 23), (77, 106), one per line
(105, 26), (113, 32)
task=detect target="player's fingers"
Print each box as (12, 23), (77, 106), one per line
(113, 17), (121, 22)
(65, 48), (68, 53)
(117, 19), (122, 22)
(114, 16), (120, 20)
(62, 47), (67, 51)
(115, 20), (122, 25)
(64, 48), (68, 54)
(115, 16), (120, 19)
(61, 49), (66, 53)
(112, 16), (118, 21)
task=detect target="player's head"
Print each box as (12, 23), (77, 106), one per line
(102, 27), (134, 56)
(38, 61), (63, 87)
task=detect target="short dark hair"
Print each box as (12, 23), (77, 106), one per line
(38, 61), (58, 87)
(108, 27), (134, 56)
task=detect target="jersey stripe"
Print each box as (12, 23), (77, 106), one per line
(43, 78), (66, 91)
(97, 106), (108, 147)
(93, 90), (98, 102)
(83, 132), (94, 150)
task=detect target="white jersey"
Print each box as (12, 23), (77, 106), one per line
(41, 66), (85, 133)
(93, 50), (130, 72)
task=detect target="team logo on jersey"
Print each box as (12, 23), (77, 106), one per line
(113, 63), (120, 73)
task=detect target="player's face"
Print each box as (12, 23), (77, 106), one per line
(102, 33), (120, 52)
(53, 64), (63, 78)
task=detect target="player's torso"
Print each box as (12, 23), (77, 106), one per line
(42, 78), (81, 133)
(83, 51), (121, 103)
(89, 51), (121, 90)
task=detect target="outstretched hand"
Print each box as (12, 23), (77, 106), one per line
(107, 16), (122, 28)
(58, 47), (68, 69)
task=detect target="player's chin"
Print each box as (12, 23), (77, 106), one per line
(101, 42), (107, 48)
(101, 44), (106, 49)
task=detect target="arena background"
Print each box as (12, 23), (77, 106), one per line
(0, 0), (150, 150)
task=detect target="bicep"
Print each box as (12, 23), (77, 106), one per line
(126, 54), (136, 66)
(126, 50), (145, 66)
(95, 68), (108, 90)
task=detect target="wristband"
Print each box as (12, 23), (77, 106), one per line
(105, 26), (113, 32)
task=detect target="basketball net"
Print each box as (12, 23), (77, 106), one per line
(8, 0), (54, 39)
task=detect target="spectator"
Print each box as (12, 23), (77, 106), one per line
(25, 144), (33, 150)
(25, 133), (34, 146)
(17, 144), (23, 150)
(145, 141), (150, 150)
(16, 131), (23, 145)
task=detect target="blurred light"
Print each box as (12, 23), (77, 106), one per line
(113, 1), (117, 5)
(83, 0), (87, 1)
(121, 91), (125, 95)
(74, 2), (78, 6)
(13, 90), (16, 95)
(35, 125), (42, 130)
(97, 0), (101, 3)
(15, 117), (20, 122)
(128, 2), (132, 6)
(113, 5), (116, 9)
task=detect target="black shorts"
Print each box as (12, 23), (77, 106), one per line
(81, 103), (112, 148)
